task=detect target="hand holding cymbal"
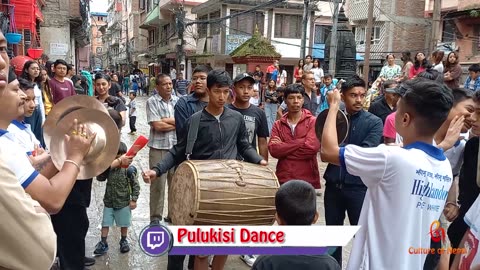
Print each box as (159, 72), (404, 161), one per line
(327, 88), (341, 107)
(64, 119), (97, 161)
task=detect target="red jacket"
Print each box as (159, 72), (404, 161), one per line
(268, 109), (321, 188)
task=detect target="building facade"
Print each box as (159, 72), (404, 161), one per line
(425, 0), (480, 64)
(104, 0), (148, 73)
(91, 12), (107, 70)
(346, 0), (429, 79)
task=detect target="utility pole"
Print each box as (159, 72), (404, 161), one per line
(328, 0), (340, 76)
(176, 6), (186, 76)
(430, 0), (442, 54)
(362, 0), (374, 87)
(124, 0), (131, 73)
(300, 0), (310, 60)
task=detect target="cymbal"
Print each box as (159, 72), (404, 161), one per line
(49, 108), (120, 179)
(315, 109), (349, 144)
(44, 95), (108, 150)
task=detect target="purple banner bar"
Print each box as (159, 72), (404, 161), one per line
(169, 246), (328, 255)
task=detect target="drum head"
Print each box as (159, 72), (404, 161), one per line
(315, 109), (349, 144)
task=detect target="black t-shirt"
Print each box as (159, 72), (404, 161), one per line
(108, 82), (121, 96)
(227, 104), (269, 149)
(368, 97), (394, 125)
(252, 255), (341, 270)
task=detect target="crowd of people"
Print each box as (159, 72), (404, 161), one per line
(3, 24), (480, 270)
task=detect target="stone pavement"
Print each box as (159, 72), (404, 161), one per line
(85, 96), (352, 270)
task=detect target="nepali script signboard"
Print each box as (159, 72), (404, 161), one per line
(225, 35), (251, 55)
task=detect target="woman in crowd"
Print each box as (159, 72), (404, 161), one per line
(409, 52), (429, 79)
(444, 51), (463, 89)
(401, 51), (414, 81)
(293, 59), (304, 83)
(378, 54), (402, 82)
(94, 73), (127, 127)
(40, 68), (54, 117)
(264, 79), (279, 133)
(431, 50), (445, 73)
(20, 60), (46, 147)
(311, 59), (324, 84)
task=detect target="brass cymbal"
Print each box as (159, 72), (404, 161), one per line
(44, 95), (108, 150)
(315, 109), (349, 144)
(49, 108), (120, 179)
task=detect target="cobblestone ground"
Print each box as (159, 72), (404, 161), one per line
(86, 96), (352, 270)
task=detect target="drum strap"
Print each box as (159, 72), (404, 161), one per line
(186, 110), (202, 160)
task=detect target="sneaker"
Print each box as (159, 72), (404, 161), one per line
(93, 241), (109, 256)
(84, 256), (95, 266)
(120, 239), (130, 253)
(240, 255), (257, 267)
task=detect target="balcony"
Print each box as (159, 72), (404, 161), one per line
(140, 5), (160, 29)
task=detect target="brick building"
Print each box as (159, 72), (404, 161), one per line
(91, 12), (107, 70)
(345, 0), (429, 80)
(425, 0), (480, 65)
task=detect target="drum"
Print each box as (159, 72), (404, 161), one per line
(170, 160), (280, 225)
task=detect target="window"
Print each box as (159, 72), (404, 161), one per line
(274, 14), (302, 39)
(229, 9), (264, 35)
(198, 15), (208, 38)
(148, 29), (156, 45)
(161, 24), (172, 46)
(140, 0), (145, 10)
(210, 11), (221, 35)
(314, 25), (331, 44)
(476, 25), (480, 53)
(442, 20), (456, 43)
(354, 26), (381, 45)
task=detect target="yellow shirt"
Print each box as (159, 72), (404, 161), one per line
(43, 88), (53, 115)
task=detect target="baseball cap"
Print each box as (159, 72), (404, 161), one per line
(385, 84), (408, 96)
(233, 73), (255, 85)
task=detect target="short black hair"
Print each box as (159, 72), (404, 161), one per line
(129, 91), (137, 97)
(473, 90), (480, 104)
(118, 141), (127, 155)
(94, 73), (111, 82)
(108, 108), (122, 130)
(284, 83), (304, 98)
(192, 65), (212, 76)
(417, 68), (444, 84)
(468, 64), (480, 73)
(8, 66), (16, 84)
(18, 78), (35, 91)
(275, 180), (316, 225)
(383, 80), (397, 90)
(402, 78), (453, 137)
(54, 59), (68, 68)
(451, 88), (473, 105)
(207, 69), (232, 89)
(340, 75), (366, 93)
(155, 74), (170, 85)
(323, 74), (333, 79)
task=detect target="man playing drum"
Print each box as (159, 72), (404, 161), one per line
(143, 69), (267, 270)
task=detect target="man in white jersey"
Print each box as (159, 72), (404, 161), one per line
(321, 78), (454, 269)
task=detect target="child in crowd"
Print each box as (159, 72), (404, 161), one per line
(128, 91), (137, 135)
(7, 78), (54, 173)
(252, 180), (340, 270)
(321, 78), (454, 269)
(94, 141), (140, 255)
(464, 64), (480, 92)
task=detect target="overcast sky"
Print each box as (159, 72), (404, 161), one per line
(91, 0), (108, 12)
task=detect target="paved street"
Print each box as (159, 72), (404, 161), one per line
(85, 96), (352, 269)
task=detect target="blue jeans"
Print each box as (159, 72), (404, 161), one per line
(264, 102), (277, 134)
(324, 183), (367, 267)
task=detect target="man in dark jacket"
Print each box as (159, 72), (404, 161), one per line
(143, 69), (267, 270)
(322, 75), (383, 267)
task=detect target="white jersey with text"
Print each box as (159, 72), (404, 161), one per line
(342, 142), (453, 270)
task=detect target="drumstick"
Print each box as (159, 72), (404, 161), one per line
(136, 161), (150, 184)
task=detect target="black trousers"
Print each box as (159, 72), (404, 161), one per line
(52, 204), (89, 270)
(167, 255), (195, 270)
(324, 183), (367, 267)
(129, 116), (137, 132)
(448, 216), (469, 267)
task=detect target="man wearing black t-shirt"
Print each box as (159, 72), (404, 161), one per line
(228, 73), (269, 267)
(228, 73), (269, 161)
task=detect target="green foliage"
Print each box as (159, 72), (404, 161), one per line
(229, 32), (281, 58)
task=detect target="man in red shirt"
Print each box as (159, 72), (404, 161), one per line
(268, 83), (321, 188)
(49, 59), (76, 104)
